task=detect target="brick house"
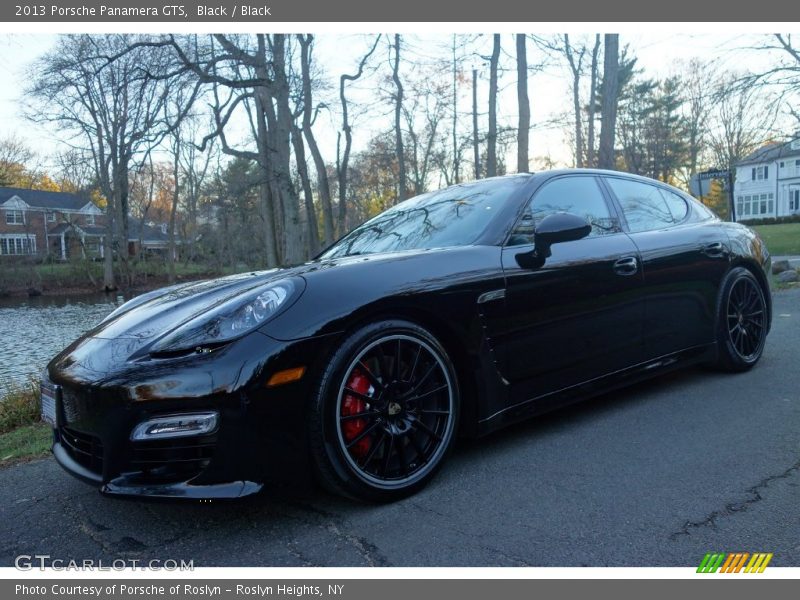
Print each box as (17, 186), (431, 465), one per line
(0, 187), (105, 259)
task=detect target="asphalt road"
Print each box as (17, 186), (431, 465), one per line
(2, 289), (799, 568)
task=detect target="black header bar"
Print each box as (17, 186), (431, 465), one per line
(3, 0), (800, 22)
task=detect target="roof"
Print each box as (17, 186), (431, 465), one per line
(0, 186), (100, 212)
(736, 139), (800, 166)
(126, 221), (170, 243)
(46, 223), (72, 235)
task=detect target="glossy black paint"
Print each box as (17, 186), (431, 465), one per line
(45, 169), (772, 499)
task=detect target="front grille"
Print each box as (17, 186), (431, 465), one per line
(128, 435), (217, 480)
(60, 427), (104, 474)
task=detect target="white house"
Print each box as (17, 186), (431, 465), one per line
(734, 136), (800, 221)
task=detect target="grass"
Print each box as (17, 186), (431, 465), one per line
(0, 378), (49, 467)
(0, 377), (40, 434)
(0, 258), (225, 296)
(752, 223), (800, 256)
(0, 423), (51, 466)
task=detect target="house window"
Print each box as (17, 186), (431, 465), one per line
(5, 210), (24, 225)
(47, 212), (56, 223)
(756, 166), (769, 180)
(790, 190), (800, 212)
(0, 234), (36, 255)
(780, 161), (785, 168)
(86, 214), (95, 226)
(739, 193), (775, 217)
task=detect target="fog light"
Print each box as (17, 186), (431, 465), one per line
(130, 412), (218, 441)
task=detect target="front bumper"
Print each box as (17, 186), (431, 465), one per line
(46, 330), (337, 499)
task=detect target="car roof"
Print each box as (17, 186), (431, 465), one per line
(483, 169), (687, 193)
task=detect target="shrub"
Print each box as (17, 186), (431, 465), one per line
(0, 377), (41, 434)
(739, 214), (800, 226)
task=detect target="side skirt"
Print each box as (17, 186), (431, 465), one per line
(475, 343), (717, 437)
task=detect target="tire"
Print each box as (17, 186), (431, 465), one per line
(308, 319), (459, 502)
(714, 267), (768, 372)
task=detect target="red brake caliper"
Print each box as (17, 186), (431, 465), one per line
(341, 368), (373, 459)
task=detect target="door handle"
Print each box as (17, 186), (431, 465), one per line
(701, 242), (727, 258)
(613, 256), (638, 276)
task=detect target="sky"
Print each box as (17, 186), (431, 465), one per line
(0, 31), (793, 178)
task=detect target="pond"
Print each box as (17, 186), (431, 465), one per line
(0, 293), (125, 385)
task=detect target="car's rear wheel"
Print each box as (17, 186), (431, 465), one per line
(309, 320), (459, 502)
(715, 267), (768, 371)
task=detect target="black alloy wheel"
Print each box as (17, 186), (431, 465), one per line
(309, 320), (459, 501)
(716, 267), (768, 371)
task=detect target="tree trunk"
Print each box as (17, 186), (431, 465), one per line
(516, 34), (530, 173)
(297, 35), (335, 247)
(268, 34), (305, 265)
(598, 34), (620, 170)
(167, 137), (180, 285)
(587, 34), (601, 168)
(292, 124), (320, 256)
(337, 35), (380, 236)
(452, 34), (460, 184)
(392, 34), (407, 203)
(102, 211), (115, 291)
(253, 81), (280, 268)
(472, 68), (480, 180)
(564, 35), (584, 168)
(487, 34), (500, 178)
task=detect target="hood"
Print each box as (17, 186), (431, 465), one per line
(93, 249), (428, 342)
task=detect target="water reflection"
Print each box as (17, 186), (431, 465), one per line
(0, 293), (124, 384)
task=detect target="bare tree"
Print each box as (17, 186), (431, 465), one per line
(587, 34), (601, 167)
(681, 59), (712, 181)
(516, 34), (530, 173)
(297, 34), (335, 247)
(563, 35), (587, 167)
(403, 72), (450, 194)
(598, 34), (620, 169)
(392, 34), (407, 203)
(451, 35), (462, 184)
(487, 34), (501, 177)
(472, 67), (480, 179)
(337, 35), (381, 234)
(708, 76), (777, 171)
(169, 33), (304, 264)
(177, 118), (215, 262)
(27, 34), (199, 290)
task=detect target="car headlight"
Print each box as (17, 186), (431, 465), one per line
(151, 278), (302, 354)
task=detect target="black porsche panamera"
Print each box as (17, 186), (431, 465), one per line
(42, 169), (771, 501)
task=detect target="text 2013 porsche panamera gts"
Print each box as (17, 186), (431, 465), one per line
(42, 169), (772, 502)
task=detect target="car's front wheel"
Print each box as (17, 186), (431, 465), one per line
(715, 266), (768, 371)
(309, 320), (459, 502)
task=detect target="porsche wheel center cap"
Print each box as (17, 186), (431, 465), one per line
(388, 402), (402, 416)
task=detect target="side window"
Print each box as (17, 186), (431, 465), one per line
(606, 178), (676, 233)
(659, 189), (689, 222)
(508, 176), (619, 245)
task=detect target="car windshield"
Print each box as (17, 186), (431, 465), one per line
(321, 177), (527, 258)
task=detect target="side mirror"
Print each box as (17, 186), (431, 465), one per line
(515, 212), (591, 269)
